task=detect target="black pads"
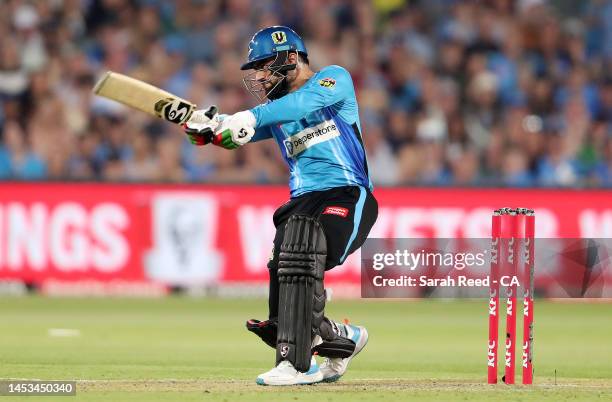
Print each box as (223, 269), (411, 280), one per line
(246, 316), (357, 359)
(276, 215), (327, 372)
(313, 318), (356, 358)
(246, 319), (277, 349)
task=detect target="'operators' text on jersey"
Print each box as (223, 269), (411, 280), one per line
(249, 65), (372, 197)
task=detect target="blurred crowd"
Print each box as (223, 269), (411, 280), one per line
(0, 0), (611, 187)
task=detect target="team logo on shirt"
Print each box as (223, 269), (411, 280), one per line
(283, 119), (340, 158)
(319, 78), (336, 88)
(271, 31), (287, 44)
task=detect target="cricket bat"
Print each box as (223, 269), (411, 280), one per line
(93, 71), (198, 125)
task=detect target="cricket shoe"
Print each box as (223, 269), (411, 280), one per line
(256, 356), (323, 386)
(319, 322), (368, 383)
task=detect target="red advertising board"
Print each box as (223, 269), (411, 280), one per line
(0, 184), (611, 293)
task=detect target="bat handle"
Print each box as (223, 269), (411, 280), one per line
(187, 105), (220, 132)
(205, 105), (218, 119)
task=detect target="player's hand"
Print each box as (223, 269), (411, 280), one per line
(187, 105), (221, 128)
(184, 124), (215, 146)
(212, 111), (256, 149)
(183, 105), (220, 146)
(184, 109), (255, 149)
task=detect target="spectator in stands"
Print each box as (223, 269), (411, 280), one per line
(0, 0), (609, 188)
(0, 120), (45, 179)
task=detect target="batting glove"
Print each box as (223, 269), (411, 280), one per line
(213, 111), (256, 149)
(187, 105), (221, 127)
(184, 105), (220, 146)
(184, 108), (256, 149)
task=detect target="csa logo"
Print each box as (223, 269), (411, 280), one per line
(319, 78), (336, 88)
(271, 31), (287, 44)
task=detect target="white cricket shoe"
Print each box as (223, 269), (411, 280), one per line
(319, 323), (368, 382)
(256, 356), (323, 386)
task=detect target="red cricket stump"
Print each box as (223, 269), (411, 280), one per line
(503, 210), (520, 385)
(522, 211), (535, 384)
(487, 210), (502, 384)
(487, 207), (535, 385)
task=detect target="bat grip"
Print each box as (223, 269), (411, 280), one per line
(204, 105), (218, 119)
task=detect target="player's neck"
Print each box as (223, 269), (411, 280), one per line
(289, 66), (314, 93)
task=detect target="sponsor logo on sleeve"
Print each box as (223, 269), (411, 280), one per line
(282, 119), (340, 157)
(319, 78), (336, 88)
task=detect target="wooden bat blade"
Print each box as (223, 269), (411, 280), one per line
(93, 71), (196, 125)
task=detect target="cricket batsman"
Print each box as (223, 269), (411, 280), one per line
(183, 26), (378, 386)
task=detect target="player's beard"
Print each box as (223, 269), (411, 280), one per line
(243, 70), (286, 102)
(265, 75), (289, 100)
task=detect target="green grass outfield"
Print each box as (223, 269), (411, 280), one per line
(0, 297), (611, 401)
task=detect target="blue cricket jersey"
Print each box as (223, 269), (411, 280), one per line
(249, 65), (372, 197)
